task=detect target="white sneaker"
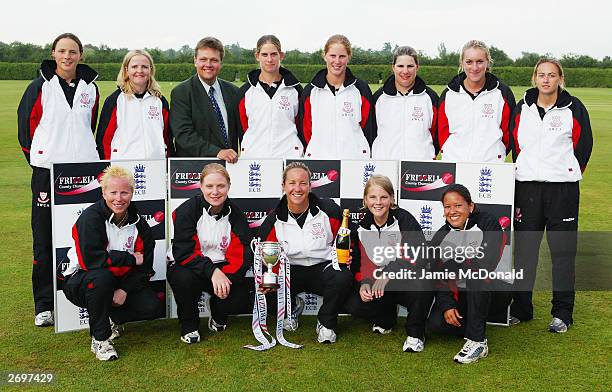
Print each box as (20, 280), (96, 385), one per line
(283, 296), (305, 332)
(90, 338), (118, 361)
(453, 338), (488, 364)
(372, 324), (392, 335)
(402, 336), (424, 352)
(316, 321), (337, 344)
(109, 319), (123, 341)
(180, 330), (201, 344)
(34, 311), (54, 327)
(548, 317), (569, 333)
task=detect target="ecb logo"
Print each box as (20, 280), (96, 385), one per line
(419, 205), (433, 231)
(363, 163), (376, 187)
(134, 164), (147, 195)
(78, 307), (89, 325)
(248, 162), (262, 193)
(479, 167), (493, 198)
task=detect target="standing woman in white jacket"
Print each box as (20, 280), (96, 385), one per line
(18, 33), (100, 327)
(299, 34), (374, 159)
(509, 58), (593, 333)
(438, 40), (515, 163)
(238, 35), (304, 158)
(371, 46), (439, 160)
(96, 49), (171, 160)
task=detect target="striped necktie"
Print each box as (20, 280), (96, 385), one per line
(208, 86), (229, 147)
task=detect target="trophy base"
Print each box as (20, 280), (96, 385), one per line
(260, 282), (280, 290)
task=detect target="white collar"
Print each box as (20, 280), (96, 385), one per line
(198, 75), (220, 95)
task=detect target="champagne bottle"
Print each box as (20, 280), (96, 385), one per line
(336, 209), (351, 264)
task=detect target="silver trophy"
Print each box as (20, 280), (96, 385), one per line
(252, 240), (283, 289)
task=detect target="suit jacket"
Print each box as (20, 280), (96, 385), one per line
(170, 75), (241, 157)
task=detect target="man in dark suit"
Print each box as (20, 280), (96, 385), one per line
(170, 37), (240, 162)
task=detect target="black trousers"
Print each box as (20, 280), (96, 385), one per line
(167, 263), (253, 335)
(31, 167), (53, 314)
(511, 181), (579, 325)
(63, 269), (164, 341)
(287, 262), (353, 330)
(346, 286), (433, 340)
(427, 282), (492, 342)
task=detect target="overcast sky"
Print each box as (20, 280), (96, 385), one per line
(2, 0), (610, 60)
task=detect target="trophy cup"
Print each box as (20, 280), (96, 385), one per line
(255, 241), (283, 289)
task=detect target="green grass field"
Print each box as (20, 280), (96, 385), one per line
(0, 81), (610, 391)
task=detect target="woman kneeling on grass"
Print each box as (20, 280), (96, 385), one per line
(167, 163), (253, 344)
(427, 184), (503, 364)
(62, 166), (164, 361)
(346, 174), (432, 352)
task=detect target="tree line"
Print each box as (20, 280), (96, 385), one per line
(1, 41), (610, 68)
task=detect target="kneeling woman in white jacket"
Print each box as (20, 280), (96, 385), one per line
(259, 162), (353, 344)
(167, 163), (253, 344)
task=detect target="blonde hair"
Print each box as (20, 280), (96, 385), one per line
(282, 162), (312, 185)
(459, 40), (492, 72)
(256, 35), (282, 54)
(363, 174), (397, 209)
(200, 163), (230, 184)
(117, 49), (162, 98)
(324, 34), (352, 58)
(101, 166), (134, 192)
(531, 58), (565, 89)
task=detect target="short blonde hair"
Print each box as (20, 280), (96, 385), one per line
(100, 166), (134, 192)
(324, 34), (352, 58)
(282, 161), (312, 185)
(200, 163), (230, 184)
(531, 58), (565, 89)
(459, 40), (492, 72)
(363, 174), (397, 209)
(117, 49), (162, 98)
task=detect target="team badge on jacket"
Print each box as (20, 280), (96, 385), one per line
(342, 102), (354, 115)
(79, 92), (92, 108)
(310, 222), (326, 239)
(37, 191), (50, 206)
(550, 116), (562, 129)
(278, 96), (290, 110)
(148, 105), (160, 120)
(482, 103), (494, 117)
